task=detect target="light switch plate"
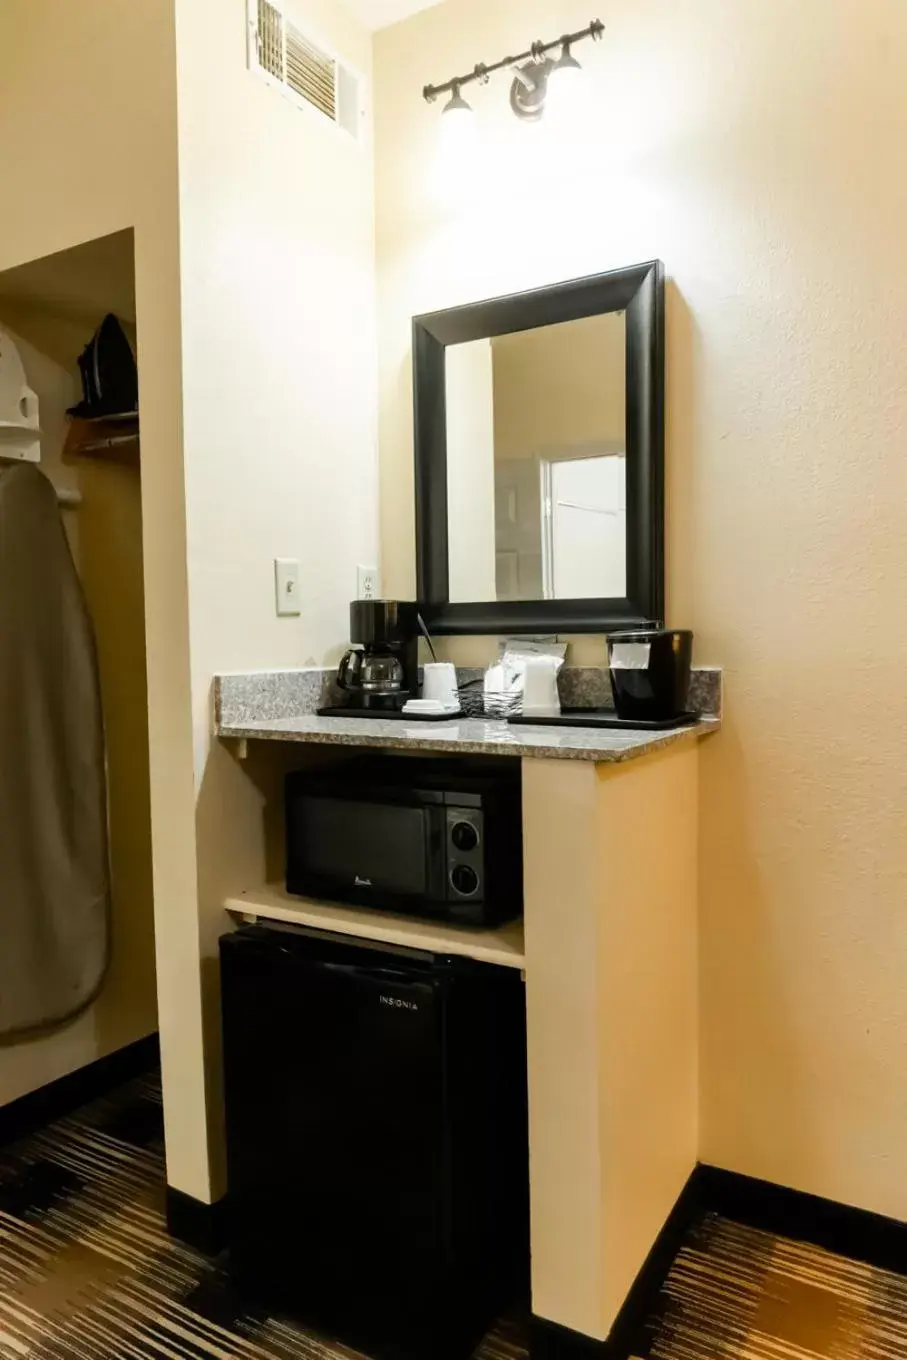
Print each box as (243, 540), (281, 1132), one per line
(274, 558), (301, 617)
(357, 565), (380, 600)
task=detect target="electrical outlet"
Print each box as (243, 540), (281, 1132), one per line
(357, 565), (380, 600)
(274, 559), (301, 617)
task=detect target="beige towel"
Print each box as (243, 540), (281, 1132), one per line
(0, 464), (110, 1039)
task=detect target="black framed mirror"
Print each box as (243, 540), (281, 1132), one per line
(413, 260), (665, 635)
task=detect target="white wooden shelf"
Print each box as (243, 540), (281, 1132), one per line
(0, 422), (42, 463)
(0, 328), (41, 460)
(0, 421), (42, 440)
(224, 883), (526, 971)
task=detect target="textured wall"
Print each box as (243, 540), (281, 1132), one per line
(492, 314), (625, 461)
(375, 0), (907, 1217)
(4, 0), (379, 1205)
(174, 0), (377, 1196)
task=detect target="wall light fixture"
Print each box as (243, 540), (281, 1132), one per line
(424, 20), (604, 125)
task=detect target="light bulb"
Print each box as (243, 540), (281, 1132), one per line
(547, 43), (587, 125)
(439, 87), (477, 171)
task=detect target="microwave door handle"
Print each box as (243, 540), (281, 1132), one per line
(426, 807), (446, 903)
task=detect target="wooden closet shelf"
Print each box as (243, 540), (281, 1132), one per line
(64, 413), (140, 467)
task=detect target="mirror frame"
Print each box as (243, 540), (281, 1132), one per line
(412, 260), (665, 635)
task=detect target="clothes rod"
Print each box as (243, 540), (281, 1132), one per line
(0, 459), (82, 509)
(80, 434), (137, 453)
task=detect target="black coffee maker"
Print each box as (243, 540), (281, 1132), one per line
(327, 601), (420, 714)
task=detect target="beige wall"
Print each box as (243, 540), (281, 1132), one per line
(524, 748), (698, 1337)
(492, 312), (626, 460)
(80, 456), (159, 1048)
(174, 0), (377, 1196)
(3, 0), (380, 1206)
(376, 0), (907, 1220)
(0, 0), (200, 1193)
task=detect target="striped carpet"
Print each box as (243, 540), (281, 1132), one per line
(0, 1072), (903, 1359)
(0, 1074), (524, 1359)
(648, 1212), (907, 1360)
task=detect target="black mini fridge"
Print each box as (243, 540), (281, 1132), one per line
(220, 923), (529, 1360)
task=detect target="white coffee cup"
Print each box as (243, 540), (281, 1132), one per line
(422, 661), (459, 707)
(521, 655), (562, 717)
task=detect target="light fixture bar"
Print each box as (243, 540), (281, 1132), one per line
(423, 19), (604, 104)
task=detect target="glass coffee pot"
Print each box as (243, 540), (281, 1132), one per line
(337, 647), (407, 709)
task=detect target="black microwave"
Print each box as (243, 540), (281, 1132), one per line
(285, 756), (523, 928)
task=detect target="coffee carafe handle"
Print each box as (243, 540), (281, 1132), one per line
(338, 648), (363, 691)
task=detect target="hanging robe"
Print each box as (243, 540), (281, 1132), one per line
(0, 463), (110, 1039)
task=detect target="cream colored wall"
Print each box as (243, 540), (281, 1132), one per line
(3, 0), (379, 1206)
(492, 312), (626, 460)
(524, 746), (698, 1337)
(80, 458), (159, 1045)
(376, 0), (907, 1220)
(174, 0), (377, 1196)
(0, 2), (199, 1188)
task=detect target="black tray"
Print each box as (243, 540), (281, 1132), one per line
(508, 709), (700, 731)
(317, 705), (464, 723)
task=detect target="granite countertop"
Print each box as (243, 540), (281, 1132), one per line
(216, 712), (720, 764)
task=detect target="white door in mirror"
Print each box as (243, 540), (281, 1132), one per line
(274, 559), (301, 617)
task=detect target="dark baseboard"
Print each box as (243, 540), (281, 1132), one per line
(0, 1032), (160, 1149)
(530, 1161), (907, 1358)
(605, 1167), (706, 1357)
(161, 1164), (907, 1349)
(530, 1315), (611, 1358)
(531, 1166), (706, 1358)
(696, 1164), (907, 1277)
(165, 1187), (228, 1256)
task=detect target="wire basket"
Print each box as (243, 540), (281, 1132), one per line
(457, 679), (520, 720)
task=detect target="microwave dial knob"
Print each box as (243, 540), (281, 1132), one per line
(451, 820), (480, 853)
(451, 864), (480, 898)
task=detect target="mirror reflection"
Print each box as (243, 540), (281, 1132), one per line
(446, 312), (626, 604)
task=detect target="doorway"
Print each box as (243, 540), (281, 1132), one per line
(541, 452), (627, 600)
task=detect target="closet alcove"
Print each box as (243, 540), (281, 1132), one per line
(0, 229), (156, 1103)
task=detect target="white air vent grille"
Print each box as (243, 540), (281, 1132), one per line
(249, 0), (363, 140)
(257, 0), (283, 79)
(286, 26), (335, 119)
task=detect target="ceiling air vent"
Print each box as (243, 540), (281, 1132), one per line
(248, 0), (364, 141)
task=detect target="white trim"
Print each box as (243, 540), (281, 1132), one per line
(541, 459), (554, 600)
